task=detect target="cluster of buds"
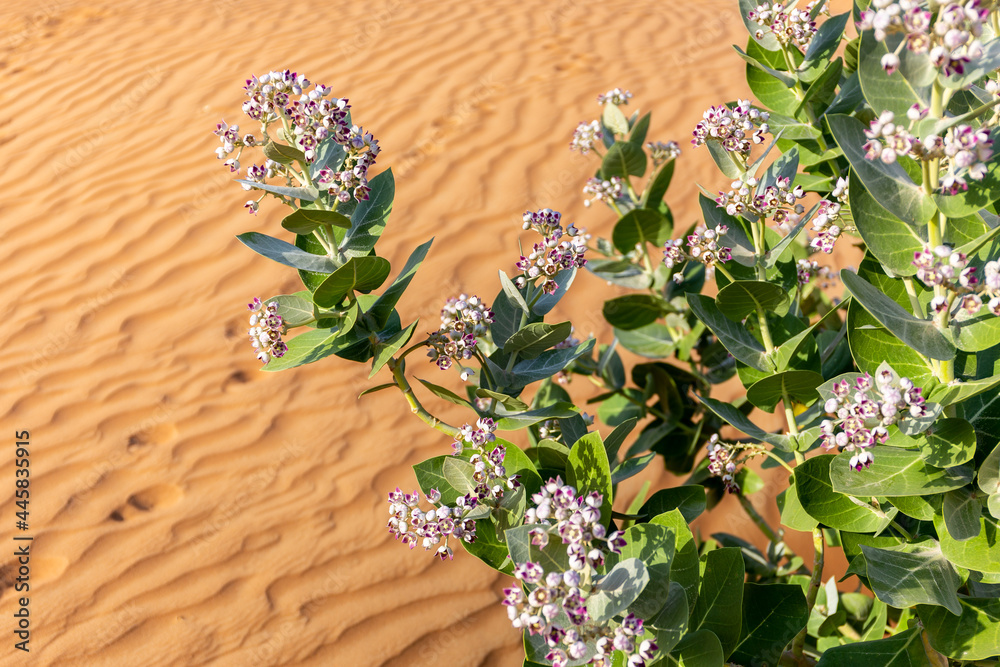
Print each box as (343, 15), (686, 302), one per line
(705, 434), (765, 494)
(516, 209), (589, 294)
(214, 121), (256, 173)
(313, 125), (381, 202)
(597, 88), (633, 106)
(691, 100), (770, 156)
(913, 245), (1000, 316)
(386, 487), (479, 560)
(859, 0), (989, 78)
(747, 1), (828, 50)
(646, 140), (682, 167)
(427, 294), (494, 379)
(582, 176), (624, 208)
(571, 120), (603, 154)
(809, 178), (852, 254)
(820, 367), (931, 470)
(502, 477), (653, 667)
(716, 175), (806, 225)
(246, 298), (287, 364)
(796, 259), (838, 289)
(662, 225), (732, 278)
(863, 109), (993, 194)
(453, 418), (522, 506)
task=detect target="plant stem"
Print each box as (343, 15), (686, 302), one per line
(387, 358), (459, 437)
(765, 450), (796, 474)
(891, 519), (914, 541)
(902, 277), (926, 318)
(791, 527), (825, 659)
(738, 493), (780, 543)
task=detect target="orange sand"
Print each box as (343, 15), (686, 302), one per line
(0, 1), (856, 665)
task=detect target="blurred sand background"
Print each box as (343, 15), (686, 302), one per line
(0, 0), (857, 665)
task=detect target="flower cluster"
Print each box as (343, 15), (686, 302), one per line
(387, 487), (479, 560)
(502, 478), (653, 667)
(747, 1), (828, 50)
(863, 110), (993, 194)
(247, 298), (287, 364)
(809, 178), (852, 254)
(427, 294), (494, 378)
(858, 0), (989, 78)
(597, 88), (633, 106)
(796, 259), (838, 289)
(452, 418), (522, 506)
(582, 176), (624, 208)
(571, 120), (603, 154)
(716, 175), (805, 225)
(313, 125), (381, 202)
(516, 209), (589, 294)
(705, 434), (764, 494)
(645, 140), (681, 167)
(913, 245), (1000, 316)
(820, 367), (931, 470)
(214, 120), (256, 173)
(692, 100), (770, 156)
(662, 224), (732, 278)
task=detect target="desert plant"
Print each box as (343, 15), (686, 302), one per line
(218, 1), (1000, 663)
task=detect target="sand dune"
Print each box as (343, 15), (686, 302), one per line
(0, 1), (855, 664)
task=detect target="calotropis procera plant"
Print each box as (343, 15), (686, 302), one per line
(219, 0), (1000, 660)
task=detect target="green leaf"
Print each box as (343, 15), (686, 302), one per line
(504, 321), (573, 359)
(799, 12), (850, 81)
(602, 102), (630, 135)
(828, 114), (937, 227)
(416, 377), (473, 408)
(498, 269), (529, 312)
(601, 141), (646, 178)
(612, 208), (672, 253)
(943, 487), (982, 541)
(779, 479), (819, 532)
(412, 456), (476, 505)
(740, 0), (780, 50)
(890, 494), (940, 521)
(234, 179), (319, 201)
(951, 307), (1000, 353)
(640, 486), (707, 524)
(848, 171), (925, 276)
(369, 238), (433, 329)
(664, 630), (725, 667)
(614, 323), (676, 359)
(603, 294), (663, 330)
(651, 510), (701, 611)
(733, 45), (797, 86)
(501, 339), (595, 391)
(476, 388), (528, 411)
(494, 403), (579, 431)
(237, 232), (337, 273)
(533, 267), (576, 315)
(716, 281), (790, 322)
(313, 256), (391, 308)
(605, 524), (675, 619)
(610, 453), (655, 485)
(841, 268), (955, 362)
(587, 558), (649, 622)
(861, 540), (962, 615)
(697, 395), (794, 450)
(980, 443), (1000, 496)
(747, 62), (801, 117)
(858, 31), (933, 118)
(603, 418), (638, 463)
(566, 432), (613, 526)
(309, 136), (347, 177)
(929, 374), (1000, 406)
(887, 418), (977, 468)
(642, 160), (676, 209)
(262, 140), (306, 164)
(688, 295), (770, 372)
(935, 513), (1000, 574)
(340, 169), (394, 257)
(369, 321), (417, 378)
(846, 292), (934, 385)
(462, 519), (512, 574)
(628, 111), (651, 147)
(815, 627), (934, 666)
(506, 524), (569, 574)
(730, 583), (808, 666)
(795, 455), (896, 532)
(260, 327), (353, 371)
(280, 208), (352, 235)
(830, 447), (973, 497)
(651, 582), (689, 655)
(746, 370), (824, 413)
(918, 598), (1000, 661)
(690, 547), (745, 658)
(267, 293), (316, 327)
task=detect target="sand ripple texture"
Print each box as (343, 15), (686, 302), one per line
(0, 0), (856, 665)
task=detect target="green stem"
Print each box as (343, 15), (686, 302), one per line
(388, 359), (459, 437)
(738, 493), (780, 543)
(791, 528), (825, 659)
(891, 519), (914, 541)
(765, 450), (796, 474)
(902, 277), (926, 318)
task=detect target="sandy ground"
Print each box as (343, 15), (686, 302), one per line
(0, 1), (857, 665)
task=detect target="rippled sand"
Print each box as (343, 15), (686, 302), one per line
(0, 1), (856, 664)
